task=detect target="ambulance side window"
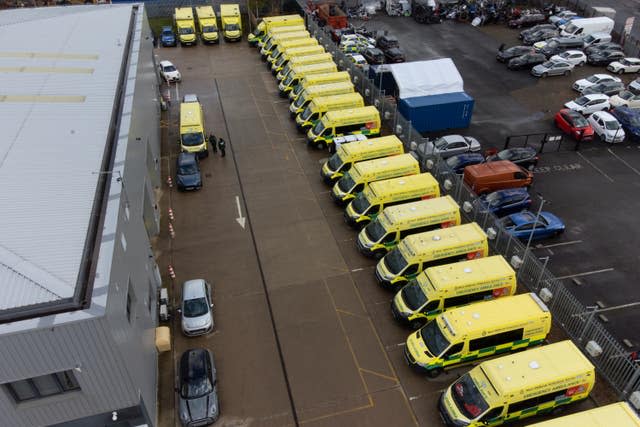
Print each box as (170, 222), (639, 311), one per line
(368, 204), (380, 215)
(480, 407), (503, 422)
(382, 232), (396, 243)
(403, 264), (419, 276)
(442, 342), (463, 359)
(423, 300), (439, 312)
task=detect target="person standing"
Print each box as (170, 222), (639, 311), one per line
(208, 133), (217, 154)
(218, 138), (226, 157)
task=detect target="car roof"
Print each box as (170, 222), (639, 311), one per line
(492, 188), (529, 199)
(177, 152), (197, 166)
(592, 111), (616, 121)
(366, 47), (383, 54)
(561, 108), (584, 118)
(509, 211), (538, 225)
(562, 50), (583, 55)
(584, 93), (609, 100)
(504, 146), (536, 155)
(440, 134), (466, 144)
(182, 279), (207, 300)
(179, 348), (213, 381)
(160, 60), (173, 66)
(386, 47), (404, 54)
(183, 93), (199, 103)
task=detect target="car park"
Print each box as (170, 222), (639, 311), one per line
(158, 60), (182, 83)
(161, 26), (177, 47)
(474, 188), (532, 217)
(607, 57), (640, 74)
(486, 147), (539, 170)
(587, 110), (625, 143)
(508, 14), (546, 29)
(346, 53), (368, 70)
(496, 45), (534, 62)
(376, 34), (400, 51)
(609, 90), (640, 109)
(584, 42), (622, 56)
(564, 94), (610, 115)
(581, 80), (625, 96)
(519, 23), (556, 40)
(507, 53), (546, 70)
(610, 107), (640, 139)
(362, 47), (385, 65)
(176, 152), (202, 191)
(554, 108), (594, 141)
(501, 211), (565, 240)
(419, 134), (481, 159)
(384, 47), (406, 63)
(572, 73), (621, 92)
(179, 279), (214, 336)
(587, 49), (626, 66)
(445, 152), (485, 175)
(523, 28), (559, 45)
(177, 348), (220, 426)
(531, 59), (573, 77)
(549, 10), (577, 25)
(550, 50), (586, 66)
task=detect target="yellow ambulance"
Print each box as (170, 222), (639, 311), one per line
(296, 92), (364, 133)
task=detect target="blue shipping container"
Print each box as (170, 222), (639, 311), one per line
(368, 65), (398, 96)
(398, 92), (474, 133)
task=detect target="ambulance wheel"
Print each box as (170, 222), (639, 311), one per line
(426, 367), (442, 378)
(373, 250), (385, 260)
(316, 141), (326, 150)
(410, 319), (424, 330)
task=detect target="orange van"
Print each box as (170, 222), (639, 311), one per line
(463, 160), (533, 195)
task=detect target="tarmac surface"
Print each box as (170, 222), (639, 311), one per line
(153, 17), (628, 427)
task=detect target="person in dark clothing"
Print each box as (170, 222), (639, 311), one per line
(218, 138), (226, 157)
(208, 133), (217, 153)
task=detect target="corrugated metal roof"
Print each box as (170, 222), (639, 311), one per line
(0, 5), (133, 313)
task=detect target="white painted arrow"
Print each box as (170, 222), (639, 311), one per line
(235, 196), (246, 229)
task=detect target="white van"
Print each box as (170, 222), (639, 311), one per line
(582, 32), (612, 48)
(561, 17), (614, 37)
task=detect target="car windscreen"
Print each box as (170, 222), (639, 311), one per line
(179, 27), (194, 35)
(497, 150), (514, 160)
(620, 91), (634, 100)
(574, 96), (589, 106)
(420, 319), (450, 356)
(181, 359), (213, 399)
(451, 373), (490, 420)
(225, 23), (240, 31)
(365, 220), (387, 243)
(163, 65), (177, 72)
(401, 282), (428, 311)
(311, 119), (325, 136)
(338, 173), (356, 192)
(327, 152), (343, 170)
(572, 114), (588, 127)
(351, 192), (371, 214)
(182, 133), (204, 147)
(203, 26), (216, 32)
(605, 120), (621, 130)
(564, 23), (578, 34)
(586, 75), (600, 83)
(383, 249), (408, 274)
(183, 297), (209, 318)
(485, 192), (503, 207)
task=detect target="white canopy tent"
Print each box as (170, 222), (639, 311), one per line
(387, 58), (464, 100)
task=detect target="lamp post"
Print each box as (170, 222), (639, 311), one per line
(525, 192), (544, 256)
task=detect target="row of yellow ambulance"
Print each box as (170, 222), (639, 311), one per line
(253, 14), (639, 427)
(173, 4), (242, 46)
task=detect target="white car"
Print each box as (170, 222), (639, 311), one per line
(588, 111), (625, 143)
(564, 94), (610, 115)
(417, 134), (482, 159)
(629, 78), (640, 94)
(347, 53), (368, 70)
(572, 74), (621, 92)
(549, 10), (577, 25)
(158, 60), (181, 83)
(550, 50), (587, 66)
(607, 58), (640, 74)
(609, 90), (640, 109)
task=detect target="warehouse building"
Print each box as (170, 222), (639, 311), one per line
(0, 4), (162, 427)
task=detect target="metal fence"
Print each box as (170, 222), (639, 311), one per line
(307, 15), (640, 400)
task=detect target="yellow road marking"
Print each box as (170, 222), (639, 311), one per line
(359, 368), (399, 384)
(299, 403), (372, 425)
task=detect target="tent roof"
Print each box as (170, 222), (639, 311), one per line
(387, 58), (464, 99)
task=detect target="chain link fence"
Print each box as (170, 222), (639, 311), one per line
(307, 15), (640, 400)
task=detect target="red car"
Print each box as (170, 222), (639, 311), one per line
(554, 109), (594, 141)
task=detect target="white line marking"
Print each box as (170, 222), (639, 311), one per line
(174, 82), (180, 104)
(235, 196), (246, 229)
(409, 395), (422, 401)
(535, 240), (583, 249)
(555, 268), (614, 280)
(351, 268), (364, 272)
(385, 342), (406, 350)
(607, 148), (640, 176)
(577, 152), (614, 182)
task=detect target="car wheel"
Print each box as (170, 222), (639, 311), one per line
(563, 70), (570, 76)
(410, 319), (423, 330)
(528, 164), (535, 171)
(426, 367), (443, 378)
(541, 72), (548, 78)
(617, 69), (624, 75)
(578, 61), (585, 66)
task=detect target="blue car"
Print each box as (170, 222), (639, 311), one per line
(176, 153), (202, 191)
(445, 152), (485, 175)
(161, 26), (177, 47)
(475, 188), (532, 217)
(555, 15), (582, 27)
(610, 107), (640, 139)
(501, 211), (565, 240)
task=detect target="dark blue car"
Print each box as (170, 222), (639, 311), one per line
(176, 153), (202, 191)
(610, 107), (640, 139)
(161, 26), (177, 47)
(446, 152), (485, 175)
(474, 188), (531, 217)
(501, 210), (565, 240)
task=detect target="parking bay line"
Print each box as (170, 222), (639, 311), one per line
(554, 268), (614, 281)
(607, 148), (640, 176)
(534, 240), (582, 249)
(577, 152), (614, 183)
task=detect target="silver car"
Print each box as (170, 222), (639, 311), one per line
(417, 134), (481, 159)
(180, 279), (214, 336)
(531, 59), (574, 77)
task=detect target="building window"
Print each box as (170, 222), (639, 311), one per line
(126, 281), (135, 324)
(4, 371), (80, 403)
(148, 280), (155, 314)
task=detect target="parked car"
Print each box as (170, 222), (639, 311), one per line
(419, 134), (481, 159)
(486, 147), (539, 171)
(587, 110), (625, 143)
(581, 32), (613, 49)
(549, 10), (577, 25)
(554, 15), (582, 28)
(584, 42), (622, 56)
(474, 188), (532, 217)
(609, 90), (640, 109)
(554, 108), (594, 141)
(346, 53), (368, 70)
(610, 107), (640, 139)
(376, 34), (400, 51)
(581, 80), (625, 96)
(520, 24), (557, 40)
(509, 13), (546, 29)
(158, 60), (182, 83)
(564, 94), (610, 115)
(537, 37), (584, 57)
(341, 33), (376, 47)
(331, 27), (354, 42)
(531, 59), (573, 77)
(463, 161), (533, 195)
(496, 45), (534, 62)
(501, 211), (565, 240)
(179, 279), (214, 336)
(607, 57), (640, 74)
(384, 47), (406, 63)
(572, 73), (621, 92)
(177, 348), (220, 426)
(629, 78), (640, 95)
(445, 152), (485, 175)
(588, 49), (626, 66)
(362, 47), (385, 65)
(550, 50), (586, 66)
(176, 153), (202, 191)
(161, 26), (177, 47)
(507, 53), (546, 70)
(523, 28), (559, 45)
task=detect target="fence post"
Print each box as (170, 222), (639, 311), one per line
(622, 365), (640, 399)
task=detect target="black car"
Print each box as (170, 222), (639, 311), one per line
(581, 80), (625, 96)
(584, 42), (622, 56)
(376, 34), (400, 51)
(587, 50), (626, 66)
(176, 152), (202, 191)
(507, 53), (546, 70)
(177, 349), (219, 426)
(445, 152), (485, 175)
(523, 28), (558, 45)
(520, 23), (556, 39)
(362, 47), (385, 65)
(486, 147), (539, 170)
(496, 46), (534, 62)
(384, 47), (406, 63)
(508, 13), (546, 29)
